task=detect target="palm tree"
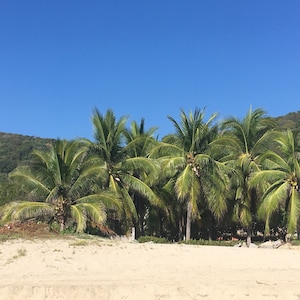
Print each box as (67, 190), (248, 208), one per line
(89, 108), (160, 235)
(123, 118), (158, 158)
(1, 139), (120, 233)
(216, 107), (275, 245)
(250, 129), (300, 236)
(150, 108), (229, 241)
(122, 119), (161, 237)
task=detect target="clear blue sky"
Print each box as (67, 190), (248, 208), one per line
(1, 1), (300, 140)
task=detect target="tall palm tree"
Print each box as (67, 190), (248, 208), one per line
(89, 108), (160, 235)
(216, 107), (275, 245)
(1, 139), (120, 233)
(150, 108), (229, 241)
(123, 119), (161, 237)
(250, 129), (300, 236)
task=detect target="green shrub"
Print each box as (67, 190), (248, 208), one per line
(138, 236), (170, 244)
(291, 239), (300, 246)
(179, 239), (236, 247)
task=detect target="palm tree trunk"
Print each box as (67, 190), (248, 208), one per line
(60, 220), (65, 232)
(297, 219), (300, 240)
(246, 226), (252, 247)
(178, 215), (184, 241)
(186, 202), (192, 241)
(208, 212), (214, 242)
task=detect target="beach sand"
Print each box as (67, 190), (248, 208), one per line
(1, 238), (300, 299)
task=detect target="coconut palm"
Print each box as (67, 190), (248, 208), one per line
(89, 108), (160, 235)
(150, 108), (230, 241)
(216, 107), (275, 245)
(1, 139), (120, 233)
(122, 119), (162, 237)
(250, 129), (300, 236)
(123, 118), (158, 158)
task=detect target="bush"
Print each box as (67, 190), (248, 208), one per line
(179, 239), (236, 247)
(138, 236), (170, 244)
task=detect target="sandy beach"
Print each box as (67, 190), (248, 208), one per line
(1, 237), (300, 300)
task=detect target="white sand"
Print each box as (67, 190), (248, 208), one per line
(1, 238), (300, 299)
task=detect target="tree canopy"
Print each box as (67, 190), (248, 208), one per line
(1, 108), (300, 243)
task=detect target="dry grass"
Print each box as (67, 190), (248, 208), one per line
(0, 221), (64, 242)
(0, 221), (108, 247)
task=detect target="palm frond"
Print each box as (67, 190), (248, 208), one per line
(109, 174), (119, 194)
(122, 157), (159, 180)
(209, 135), (242, 160)
(91, 108), (128, 162)
(124, 135), (157, 157)
(167, 114), (185, 141)
(202, 163), (230, 219)
(119, 187), (138, 220)
(124, 119), (158, 157)
(122, 173), (161, 207)
(259, 150), (290, 171)
(69, 162), (108, 197)
(194, 153), (212, 167)
(175, 165), (194, 201)
(70, 205), (87, 233)
(9, 167), (50, 198)
(287, 187), (300, 233)
(0, 201), (54, 225)
(71, 202), (107, 233)
(235, 201), (252, 227)
(76, 191), (122, 212)
(249, 170), (286, 191)
(150, 141), (183, 158)
(158, 156), (186, 178)
(189, 174), (201, 218)
(258, 181), (289, 231)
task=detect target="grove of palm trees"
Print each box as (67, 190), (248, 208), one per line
(1, 107), (299, 246)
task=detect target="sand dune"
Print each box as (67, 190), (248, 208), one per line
(1, 238), (300, 299)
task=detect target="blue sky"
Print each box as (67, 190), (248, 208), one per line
(1, 1), (300, 140)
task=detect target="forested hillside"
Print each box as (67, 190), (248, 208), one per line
(0, 132), (52, 179)
(273, 111), (300, 130)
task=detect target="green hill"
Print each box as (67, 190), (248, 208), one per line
(0, 132), (53, 205)
(273, 111), (300, 131)
(0, 132), (52, 179)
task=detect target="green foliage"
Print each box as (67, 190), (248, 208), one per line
(252, 129), (300, 234)
(0, 233), (22, 242)
(151, 108), (229, 241)
(217, 108), (275, 246)
(1, 109), (300, 242)
(90, 108), (161, 235)
(1, 139), (119, 234)
(179, 239), (237, 247)
(0, 132), (53, 205)
(0, 132), (52, 179)
(274, 111), (300, 131)
(0, 181), (23, 206)
(138, 235), (170, 244)
(291, 239), (300, 246)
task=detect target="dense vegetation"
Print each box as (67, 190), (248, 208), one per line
(0, 132), (53, 178)
(0, 108), (300, 245)
(0, 133), (53, 206)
